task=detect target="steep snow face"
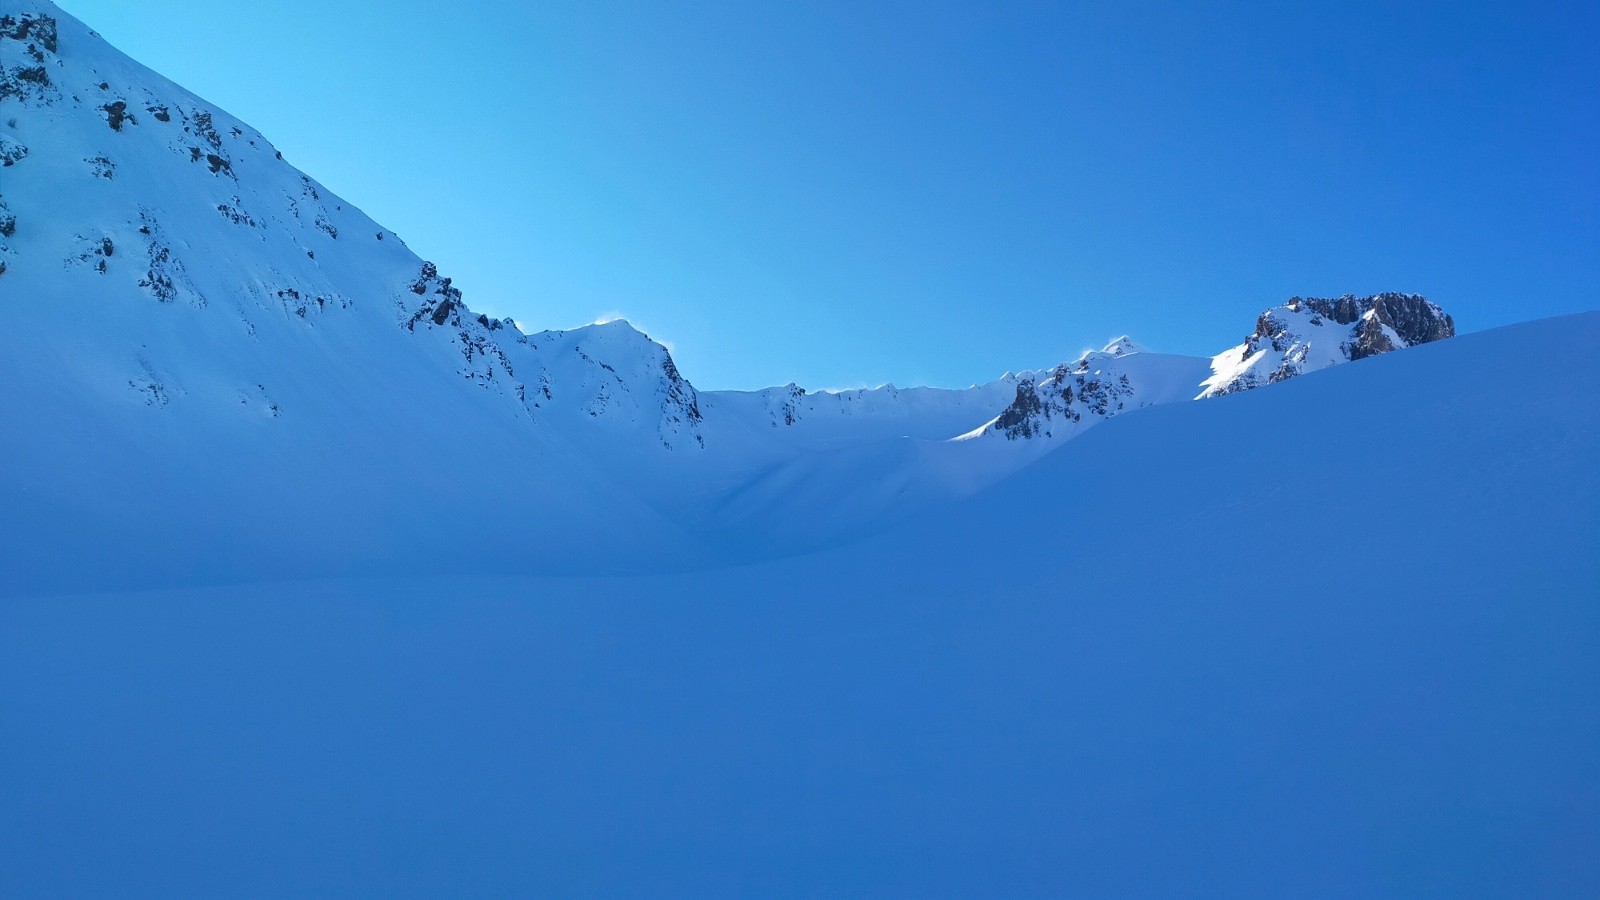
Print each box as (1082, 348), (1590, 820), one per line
(512, 320), (706, 450)
(1201, 292), (1455, 397)
(0, 3), (506, 412)
(0, 2), (721, 448)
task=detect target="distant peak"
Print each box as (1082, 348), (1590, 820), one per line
(1102, 336), (1146, 357)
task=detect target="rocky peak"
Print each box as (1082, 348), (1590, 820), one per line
(1203, 292), (1456, 397)
(1101, 336), (1147, 357)
(1291, 293), (1455, 353)
(990, 364), (1135, 441)
(515, 320), (706, 450)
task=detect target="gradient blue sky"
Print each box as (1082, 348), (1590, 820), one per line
(60, 0), (1599, 389)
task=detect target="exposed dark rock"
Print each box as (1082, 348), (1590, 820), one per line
(0, 13), (57, 53)
(404, 261), (466, 330)
(70, 234), (114, 273)
(993, 376), (1044, 439)
(275, 286), (349, 318)
(1209, 292), (1456, 397)
(189, 110), (223, 149)
(1348, 313), (1399, 360)
(992, 359), (1135, 440)
(136, 213), (200, 305)
(1, 58), (52, 104)
(770, 383), (805, 426)
(1291, 293), (1455, 347)
(662, 354), (703, 424)
(102, 99), (133, 130)
(216, 198), (256, 227)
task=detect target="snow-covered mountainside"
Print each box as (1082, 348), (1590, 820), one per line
(1200, 292), (1455, 396)
(1, 0), (1469, 593)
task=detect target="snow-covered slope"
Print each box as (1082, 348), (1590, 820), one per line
(5, 312), (1595, 897)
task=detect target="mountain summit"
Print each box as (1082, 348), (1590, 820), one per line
(1201, 293), (1455, 397)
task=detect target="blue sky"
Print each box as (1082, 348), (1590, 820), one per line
(60, 0), (1599, 389)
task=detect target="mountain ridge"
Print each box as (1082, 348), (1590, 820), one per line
(0, 0), (1469, 593)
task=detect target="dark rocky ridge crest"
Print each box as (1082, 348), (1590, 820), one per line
(1207, 292), (1457, 397)
(993, 360), (1135, 441)
(1292, 292), (1456, 355)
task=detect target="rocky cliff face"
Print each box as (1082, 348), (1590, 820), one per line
(974, 339), (1212, 443)
(1200, 293), (1455, 397)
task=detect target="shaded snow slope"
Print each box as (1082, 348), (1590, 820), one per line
(5, 313), (1596, 897)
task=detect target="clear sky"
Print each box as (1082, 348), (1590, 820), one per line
(58, 0), (1599, 390)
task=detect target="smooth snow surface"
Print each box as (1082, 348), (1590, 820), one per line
(5, 313), (1599, 897)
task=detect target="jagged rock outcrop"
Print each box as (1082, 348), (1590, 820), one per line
(1201, 293), (1455, 397)
(1, 10), (58, 105)
(972, 337), (1210, 442)
(991, 355), (1135, 440)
